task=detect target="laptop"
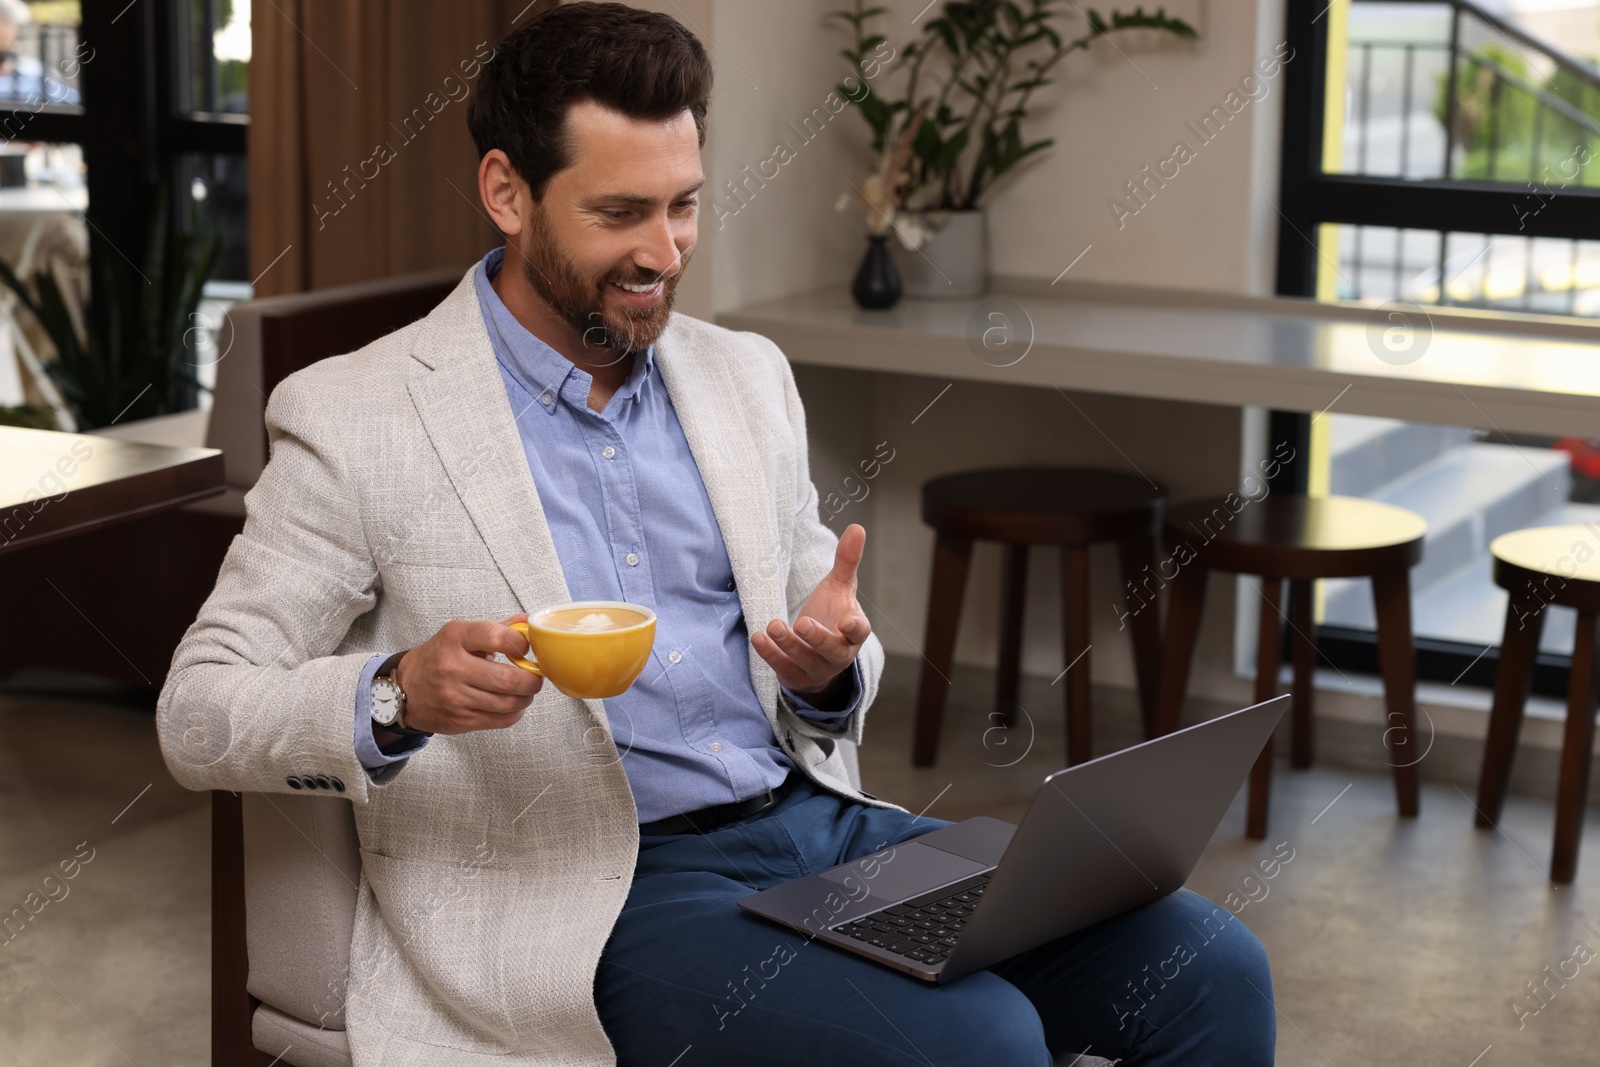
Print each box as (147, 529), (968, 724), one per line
(739, 695), (1288, 983)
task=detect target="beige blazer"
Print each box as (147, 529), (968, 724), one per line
(156, 265), (898, 1065)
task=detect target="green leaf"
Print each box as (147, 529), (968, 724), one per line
(3, 180), (221, 427)
(912, 116), (944, 160)
(934, 125), (971, 170)
(1105, 8), (1198, 39)
(1017, 137), (1054, 159)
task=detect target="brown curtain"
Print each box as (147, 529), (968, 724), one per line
(249, 0), (560, 295)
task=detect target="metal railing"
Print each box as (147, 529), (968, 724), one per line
(1337, 0), (1600, 316)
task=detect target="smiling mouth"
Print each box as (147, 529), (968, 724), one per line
(609, 278), (664, 295)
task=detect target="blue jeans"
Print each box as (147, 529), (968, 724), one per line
(594, 775), (1275, 1066)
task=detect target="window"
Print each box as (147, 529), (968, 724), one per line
(1276, 0), (1600, 694)
(0, 0), (248, 426)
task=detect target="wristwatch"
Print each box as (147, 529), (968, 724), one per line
(370, 651), (431, 736)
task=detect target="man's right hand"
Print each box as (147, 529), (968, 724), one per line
(392, 613), (543, 735)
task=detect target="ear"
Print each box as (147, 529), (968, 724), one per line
(478, 149), (525, 237)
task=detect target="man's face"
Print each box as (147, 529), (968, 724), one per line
(518, 99), (701, 357)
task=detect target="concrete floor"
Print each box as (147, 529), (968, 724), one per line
(3, 655), (1600, 1066)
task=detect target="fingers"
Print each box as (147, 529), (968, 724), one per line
(785, 612), (872, 657)
(460, 618), (532, 661)
(753, 611), (872, 691)
(402, 617), (552, 736)
(833, 611), (872, 647)
(750, 627), (810, 690)
(760, 617), (832, 674)
(428, 661), (541, 734)
(447, 619), (544, 697)
(829, 523), (866, 586)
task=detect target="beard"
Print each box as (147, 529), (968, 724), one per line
(518, 205), (692, 362)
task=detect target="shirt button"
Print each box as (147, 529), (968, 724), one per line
(668, 650), (682, 664)
(602, 445), (616, 460)
(538, 392), (553, 407)
(625, 552), (640, 566)
(708, 741), (722, 753)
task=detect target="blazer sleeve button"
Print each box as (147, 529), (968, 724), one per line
(314, 775), (331, 790)
(286, 776), (304, 789)
(330, 777), (346, 793)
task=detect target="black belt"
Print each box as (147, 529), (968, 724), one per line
(639, 774), (797, 836)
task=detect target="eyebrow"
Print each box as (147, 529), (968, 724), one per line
(583, 178), (705, 208)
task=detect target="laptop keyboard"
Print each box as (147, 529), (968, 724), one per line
(831, 872), (990, 967)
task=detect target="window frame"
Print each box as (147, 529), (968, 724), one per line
(0, 0), (247, 338)
(1273, 0), (1599, 695)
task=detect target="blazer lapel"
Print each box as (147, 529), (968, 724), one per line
(654, 320), (785, 717)
(403, 271), (573, 620)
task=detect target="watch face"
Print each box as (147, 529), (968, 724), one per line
(371, 677), (402, 726)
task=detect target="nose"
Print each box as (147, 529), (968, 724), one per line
(634, 212), (684, 281)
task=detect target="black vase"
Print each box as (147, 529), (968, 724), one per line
(851, 234), (901, 310)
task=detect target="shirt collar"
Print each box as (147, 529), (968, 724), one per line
(475, 246), (656, 416)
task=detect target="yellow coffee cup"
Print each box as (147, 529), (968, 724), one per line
(506, 600), (657, 699)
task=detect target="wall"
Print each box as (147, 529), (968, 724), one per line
(614, 0), (1289, 709)
(249, 0), (544, 295)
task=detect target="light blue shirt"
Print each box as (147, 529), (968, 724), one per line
(352, 247), (859, 822)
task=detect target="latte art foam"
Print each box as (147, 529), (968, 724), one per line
(537, 606), (649, 632)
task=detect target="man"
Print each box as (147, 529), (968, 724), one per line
(0, 0), (79, 106)
(158, 4), (1274, 1065)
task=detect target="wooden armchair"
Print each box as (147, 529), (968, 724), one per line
(202, 268), (462, 1066)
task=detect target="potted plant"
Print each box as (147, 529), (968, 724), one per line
(0, 194), (217, 429)
(833, 0), (1197, 302)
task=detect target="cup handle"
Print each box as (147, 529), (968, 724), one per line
(506, 621), (544, 676)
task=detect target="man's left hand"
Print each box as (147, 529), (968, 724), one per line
(751, 523), (872, 697)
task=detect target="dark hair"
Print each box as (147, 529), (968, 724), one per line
(468, 2), (713, 200)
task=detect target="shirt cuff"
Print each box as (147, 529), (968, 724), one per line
(783, 659), (862, 722)
(354, 652), (429, 774)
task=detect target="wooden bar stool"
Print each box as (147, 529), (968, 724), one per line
(1152, 495), (1427, 838)
(1474, 525), (1600, 884)
(912, 467), (1165, 768)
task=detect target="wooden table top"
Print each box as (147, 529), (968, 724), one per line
(0, 425), (224, 555)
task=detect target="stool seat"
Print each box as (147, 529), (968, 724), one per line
(1156, 494), (1427, 838)
(1163, 495), (1426, 579)
(1476, 523), (1600, 882)
(913, 466), (1166, 767)
(924, 467), (1163, 544)
(1491, 525), (1600, 612)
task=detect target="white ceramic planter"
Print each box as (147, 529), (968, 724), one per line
(892, 209), (988, 299)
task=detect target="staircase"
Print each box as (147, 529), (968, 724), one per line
(1320, 413), (1600, 654)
